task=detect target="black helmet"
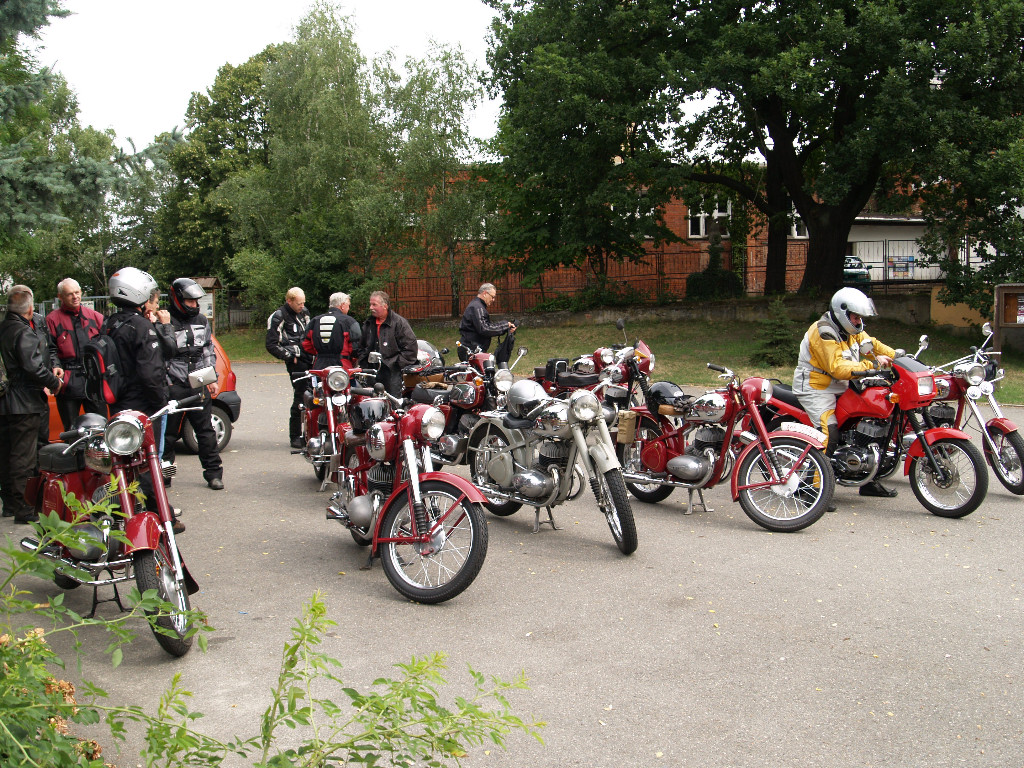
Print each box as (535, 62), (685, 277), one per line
(169, 277), (205, 319)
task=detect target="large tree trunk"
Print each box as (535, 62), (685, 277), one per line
(801, 208), (856, 292)
(763, 156), (790, 295)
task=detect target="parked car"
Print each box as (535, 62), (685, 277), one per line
(48, 336), (240, 453)
(843, 255), (871, 284)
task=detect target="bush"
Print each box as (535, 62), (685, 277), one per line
(750, 296), (802, 367)
(685, 237), (744, 302)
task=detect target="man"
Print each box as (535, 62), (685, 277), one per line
(162, 278), (224, 491)
(103, 267), (183, 533)
(0, 285), (63, 523)
(792, 287), (898, 497)
(457, 283), (515, 362)
(302, 291), (362, 370)
(357, 290), (418, 397)
(266, 287), (312, 449)
(46, 278), (106, 429)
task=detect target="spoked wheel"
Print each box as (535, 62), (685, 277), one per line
(736, 437), (835, 532)
(378, 480), (488, 604)
(985, 428), (1024, 495)
(469, 432), (522, 516)
(133, 547), (194, 657)
(594, 469), (638, 555)
(910, 437), (988, 517)
(615, 417), (674, 503)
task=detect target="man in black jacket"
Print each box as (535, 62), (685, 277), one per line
(302, 291), (362, 370)
(457, 283), (515, 362)
(266, 287), (311, 449)
(0, 285), (64, 523)
(163, 278), (224, 490)
(357, 290), (418, 397)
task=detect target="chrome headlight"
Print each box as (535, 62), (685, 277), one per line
(420, 406), (446, 440)
(934, 376), (951, 399)
(917, 375), (935, 397)
(331, 393), (349, 407)
(367, 424), (387, 461)
(569, 389), (602, 422)
(104, 414), (145, 456)
(325, 367), (350, 393)
(954, 362), (985, 387)
(84, 437), (112, 473)
(493, 368), (514, 393)
(598, 348), (615, 365)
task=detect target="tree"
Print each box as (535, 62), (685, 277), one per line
(671, 0), (1024, 292)
(485, 0), (683, 289)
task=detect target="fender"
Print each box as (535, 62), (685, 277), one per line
(902, 426), (973, 473)
(984, 416), (1019, 436)
(730, 434), (820, 500)
(372, 471), (487, 551)
(588, 420), (622, 473)
(124, 511), (162, 553)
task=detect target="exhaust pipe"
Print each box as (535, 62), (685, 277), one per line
(20, 536), (133, 587)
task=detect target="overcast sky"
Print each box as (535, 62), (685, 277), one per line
(33, 0), (500, 150)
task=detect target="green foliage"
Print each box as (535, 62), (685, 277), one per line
(750, 297), (801, 367)
(530, 279), (649, 313)
(685, 233), (743, 302)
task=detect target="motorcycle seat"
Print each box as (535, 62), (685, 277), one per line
(533, 367), (548, 380)
(503, 414), (535, 430)
(770, 383), (803, 409)
(411, 383), (452, 405)
(555, 372), (599, 388)
(344, 432), (368, 447)
(38, 442), (86, 473)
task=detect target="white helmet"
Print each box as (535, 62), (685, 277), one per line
(830, 287), (876, 335)
(506, 379), (546, 418)
(108, 267), (158, 308)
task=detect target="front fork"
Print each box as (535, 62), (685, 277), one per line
(906, 411), (951, 483)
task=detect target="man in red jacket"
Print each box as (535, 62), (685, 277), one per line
(45, 278), (106, 430)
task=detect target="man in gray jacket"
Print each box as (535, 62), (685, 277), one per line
(1, 285), (64, 523)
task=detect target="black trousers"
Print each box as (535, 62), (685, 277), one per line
(0, 413), (42, 519)
(55, 393), (106, 432)
(289, 375), (307, 439)
(164, 385), (222, 480)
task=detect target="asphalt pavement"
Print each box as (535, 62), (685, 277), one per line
(5, 362), (1023, 768)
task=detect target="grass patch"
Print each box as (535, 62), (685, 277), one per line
(217, 318), (1024, 404)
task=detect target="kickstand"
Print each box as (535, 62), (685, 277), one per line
(360, 551), (374, 571)
(684, 488), (713, 516)
(532, 506), (560, 533)
(86, 568), (127, 619)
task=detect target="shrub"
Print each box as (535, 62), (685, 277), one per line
(750, 296), (802, 367)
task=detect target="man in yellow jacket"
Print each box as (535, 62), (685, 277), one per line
(793, 287), (898, 497)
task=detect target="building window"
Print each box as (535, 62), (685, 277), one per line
(791, 215), (808, 239)
(687, 199), (731, 238)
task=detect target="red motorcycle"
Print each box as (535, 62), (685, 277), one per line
(325, 384), (489, 603)
(760, 352), (989, 518)
(21, 396), (203, 657)
(616, 358), (835, 532)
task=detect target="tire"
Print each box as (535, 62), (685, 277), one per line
(182, 406), (233, 453)
(378, 480), (488, 604)
(984, 428), (1024, 495)
(909, 437), (988, 518)
(53, 572), (81, 590)
(736, 437), (834, 533)
(594, 469), (638, 554)
(615, 417), (674, 503)
(469, 431), (522, 516)
(133, 547), (194, 657)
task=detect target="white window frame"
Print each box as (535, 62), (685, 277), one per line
(791, 214), (808, 239)
(688, 199), (731, 238)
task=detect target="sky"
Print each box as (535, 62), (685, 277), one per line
(33, 0), (501, 151)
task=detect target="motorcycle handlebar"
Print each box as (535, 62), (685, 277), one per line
(350, 387), (376, 397)
(58, 428), (83, 443)
(707, 363), (728, 373)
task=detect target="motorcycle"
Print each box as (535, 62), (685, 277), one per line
(21, 393), (204, 657)
(760, 347), (989, 518)
(920, 321), (1024, 494)
(616, 358), (835, 532)
(465, 377), (639, 554)
(325, 384), (489, 603)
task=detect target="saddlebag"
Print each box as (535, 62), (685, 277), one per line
(38, 443), (86, 473)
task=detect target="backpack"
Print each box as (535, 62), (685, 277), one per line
(82, 321), (126, 406)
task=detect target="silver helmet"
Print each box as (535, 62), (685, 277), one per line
(506, 379), (546, 418)
(830, 287), (876, 335)
(108, 267), (158, 308)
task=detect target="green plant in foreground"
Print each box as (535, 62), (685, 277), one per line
(2, 511), (543, 767)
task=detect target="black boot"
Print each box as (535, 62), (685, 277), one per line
(859, 480), (897, 498)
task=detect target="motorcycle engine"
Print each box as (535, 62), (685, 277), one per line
(666, 426), (724, 483)
(833, 420), (888, 479)
(68, 515), (115, 562)
(368, 463), (395, 497)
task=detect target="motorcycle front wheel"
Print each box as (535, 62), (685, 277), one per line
(469, 431), (522, 516)
(313, 431), (329, 483)
(595, 469), (638, 554)
(615, 417), (674, 503)
(985, 427), (1024, 495)
(736, 438), (834, 532)
(910, 437), (988, 517)
(378, 480), (489, 604)
(133, 547), (194, 657)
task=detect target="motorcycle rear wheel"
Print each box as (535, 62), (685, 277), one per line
(378, 480), (488, 604)
(736, 438), (834, 532)
(910, 437), (988, 517)
(469, 431), (522, 516)
(595, 469), (638, 555)
(985, 427), (1024, 495)
(616, 417), (674, 503)
(133, 547), (194, 657)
